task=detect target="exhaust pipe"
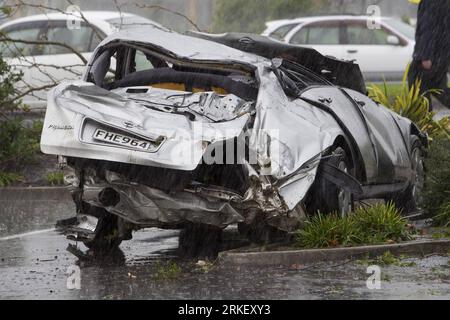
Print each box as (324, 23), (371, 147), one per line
(98, 188), (120, 207)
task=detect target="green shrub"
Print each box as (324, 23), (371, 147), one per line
(0, 54), (22, 113)
(352, 202), (413, 244)
(211, 0), (324, 33)
(295, 202), (414, 248)
(368, 68), (450, 139)
(295, 213), (358, 248)
(153, 261), (182, 280)
(370, 77), (450, 227)
(423, 138), (450, 225)
(0, 171), (21, 187)
(0, 118), (41, 168)
(46, 171), (64, 186)
(434, 203), (450, 227)
(0, 121), (42, 187)
(368, 71), (450, 139)
(0, 54), (41, 186)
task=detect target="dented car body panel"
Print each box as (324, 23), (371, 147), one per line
(41, 26), (425, 236)
(43, 82), (252, 170)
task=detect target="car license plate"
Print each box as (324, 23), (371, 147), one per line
(93, 129), (154, 151)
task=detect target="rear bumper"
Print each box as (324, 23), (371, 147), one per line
(67, 163), (306, 231)
(82, 181), (245, 229)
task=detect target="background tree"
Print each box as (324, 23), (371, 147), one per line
(0, 54), (42, 186)
(0, 54), (22, 115)
(211, 0), (324, 33)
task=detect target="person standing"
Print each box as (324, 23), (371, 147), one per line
(408, 0), (450, 110)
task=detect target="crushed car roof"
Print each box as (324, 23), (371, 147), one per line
(190, 32), (367, 93)
(96, 26), (366, 93)
(97, 25), (268, 67)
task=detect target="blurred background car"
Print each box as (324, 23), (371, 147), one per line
(0, 11), (161, 109)
(262, 15), (416, 81)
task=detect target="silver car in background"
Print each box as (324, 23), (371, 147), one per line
(0, 11), (161, 109)
(262, 15), (416, 81)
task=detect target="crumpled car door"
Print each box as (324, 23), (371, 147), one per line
(343, 89), (411, 184)
(300, 86), (378, 184)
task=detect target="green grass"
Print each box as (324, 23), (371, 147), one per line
(46, 171), (64, 186)
(0, 171), (21, 187)
(431, 227), (450, 239)
(371, 82), (450, 100)
(374, 252), (416, 267)
(295, 202), (414, 248)
(356, 252), (417, 267)
(153, 261), (182, 280)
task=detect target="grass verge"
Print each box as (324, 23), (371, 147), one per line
(356, 251), (417, 267)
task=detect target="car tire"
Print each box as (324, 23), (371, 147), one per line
(178, 223), (223, 258)
(306, 146), (354, 216)
(392, 138), (425, 215)
(82, 204), (122, 251)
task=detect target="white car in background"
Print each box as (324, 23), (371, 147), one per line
(262, 15), (416, 81)
(0, 11), (162, 109)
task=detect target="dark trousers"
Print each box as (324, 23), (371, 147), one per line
(408, 60), (450, 110)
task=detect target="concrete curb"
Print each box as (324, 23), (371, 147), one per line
(0, 186), (72, 201)
(219, 239), (450, 267)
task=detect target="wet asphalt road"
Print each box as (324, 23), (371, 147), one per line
(1, 218), (449, 300)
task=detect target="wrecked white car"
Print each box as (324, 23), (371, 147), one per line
(41, 26), (427, 255)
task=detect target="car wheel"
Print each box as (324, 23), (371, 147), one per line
(306, 146), (354, 216)
(82, 205), (122, 251)
(178, 223), (223, 258)
(392, 139), (425, 215)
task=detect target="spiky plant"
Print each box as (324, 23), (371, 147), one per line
(368, 68), (449, 140)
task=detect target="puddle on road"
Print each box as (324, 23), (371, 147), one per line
(0, 225), (449, 300)
(0, 201), (448, 300)
(0, 201), (74, 238)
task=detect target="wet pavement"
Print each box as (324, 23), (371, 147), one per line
(1, 214), (449, 300)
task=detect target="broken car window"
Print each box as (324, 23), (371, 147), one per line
(88, 44), (258, 101)
(272, 58), (331, 98)
(133, 50), (154, 72)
